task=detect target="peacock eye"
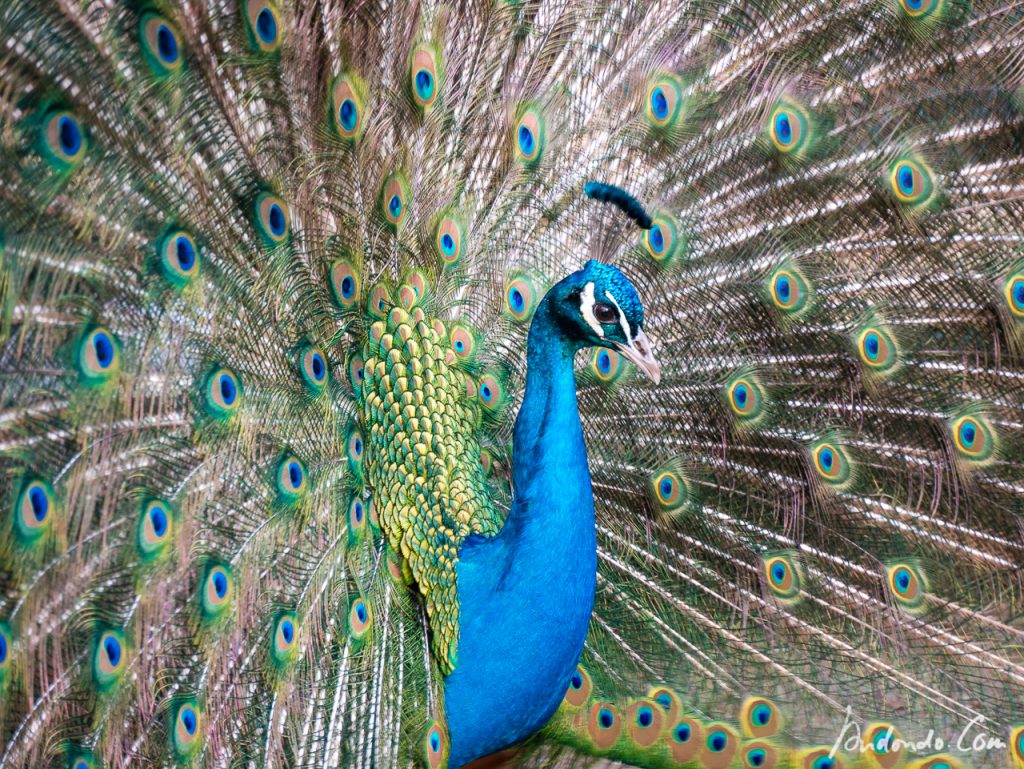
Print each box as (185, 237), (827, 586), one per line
(593, 303), (617, 324)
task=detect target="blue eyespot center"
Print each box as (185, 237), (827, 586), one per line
(518, 125), (534, 155)
(570, 671), (583, 689)
(481, 384), (492, 401)
(268, 203), (285, 236)
(311, 353), (325, 380)
(339, 99), (357, 131)
(454, 339), (464, 352)
(865, 332), (880, 359)
(637, 706), (653, 727)
(675, 723), (691, 742)
(341, 275), (354, 298)
(281, 619), (294, 643)
(288, 461), (302, 488)
(441, 233), (455, 255)
(59, 116), (81, 156)
(597, 351), (611, 373)
(649, 225), (664, 253)
(256, 8), (277, 44)
(960, 421), (976, 446)
(353, 437), (362, 455)
(819, 448), (834, 471)
(749, 748), (766, 767)
(219, 374), (237, 404)
(895, 568), (911, 592)
(430, 732), (441, 752)
(651, 87), (669, 120)
(212, 571), (228, 598)
(813, 757), (834, 769)
(906, 0), (924, 10)
(774, 112), (792, 144)
(389, 194), (402, 218)
(655, 693), (671, 709)
(775, 275), (790, 300)
(734, 385), (748, 407)
(150, 505), (168, 537)
(598, 708), (614, 729)
(355, 602), (367, 623)
(176, 236), (195, 270)
(104, 636), (121, 666)
(753, 704), (771, 725)
(93, 333), (114, 368)
(1012, 280), (1024, 307)
(415, 69), (434, 100)
(897, 165), (914, 195)
(659, 477), (674, 498)
(509, 287), (525, 312)
(354, 502), (363, 522)
(157, 24), (178, 63)
(771, 562), (786, 584)
(0, 632), (8, 663)
(709, 731), (727, 752)
(29, 486), (49, 521)
(181, 707), (197, 734)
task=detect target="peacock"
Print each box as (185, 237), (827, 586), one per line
(2, 0), (1024, 767)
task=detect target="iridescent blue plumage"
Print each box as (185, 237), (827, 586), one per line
(447, 262), (656, 765)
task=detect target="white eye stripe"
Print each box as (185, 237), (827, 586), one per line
(580, 282), (605, 338)
(603, 290), (633, 343)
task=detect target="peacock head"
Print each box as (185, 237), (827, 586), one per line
(545, 260), (661, 384)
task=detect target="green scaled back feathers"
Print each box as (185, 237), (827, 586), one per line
(1, 0), (1024, 768)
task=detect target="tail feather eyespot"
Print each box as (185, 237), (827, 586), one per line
(172, 701), (202, 758)
(244, 0), (281, 51)
(332, 74), (366, 140)
(255, 192), (290, 244)
(514, 107), (546, 166)
(381, 174), (410, 229)
(411, 44), (442, 109)
(140, 13), (184, 75)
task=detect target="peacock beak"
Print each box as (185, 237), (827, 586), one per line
(614, 328), (661, 385)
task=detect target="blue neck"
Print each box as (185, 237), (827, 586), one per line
(445, 297), (598, 767)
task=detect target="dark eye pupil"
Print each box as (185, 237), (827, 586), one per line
(594, 304), (616, 323)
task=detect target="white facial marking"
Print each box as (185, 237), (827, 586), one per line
(580, 282), (605, 338)
(603, 290), (633, 344)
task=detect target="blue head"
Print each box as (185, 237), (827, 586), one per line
(541, 260), (660, 383)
